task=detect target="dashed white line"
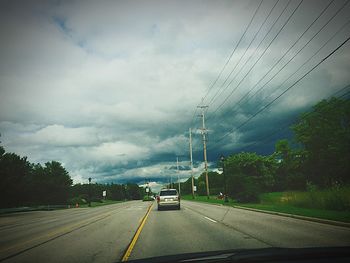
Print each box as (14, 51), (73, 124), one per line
(204, 216), (217, 223)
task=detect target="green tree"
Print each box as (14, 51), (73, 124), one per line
(274, 140), (306, 191)
(224, 152), (277, 202)
(292, 97), (350, 187)
(0, 150), (31, 208)
(126, 183), (142, 200)
(42, 161), (73, 204)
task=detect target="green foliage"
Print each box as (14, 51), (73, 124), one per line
(0, 145), (143, 208)
(0, 147), (72, 208)
(68, 196), (87, 205)
(0, 152), (31, 208)
(240, 203), (350, 223)
(222, 152), (277, 202)
(292, 97), (350, 187)
(69, 182), (143, 203)
(189, 171), (224, 196)
(142, 195), (154, 201)
(274, 140), (306, 191)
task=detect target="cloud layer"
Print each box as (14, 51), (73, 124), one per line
(1, 0), (349, 186)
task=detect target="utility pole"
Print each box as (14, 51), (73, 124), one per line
(189, 128), (195, 199)
(177, 156), (181, 196)
(198, 105), (210, 199)
(88, 177), (92, 207)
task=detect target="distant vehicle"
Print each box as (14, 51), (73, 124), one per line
(157, 189), (180, 210)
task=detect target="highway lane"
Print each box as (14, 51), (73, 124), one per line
(1, 200), (350, 262)
(128, 200), (350, 260)
(0, 201), (150, 263)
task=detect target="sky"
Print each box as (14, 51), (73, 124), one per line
(1, 0), (349, 192)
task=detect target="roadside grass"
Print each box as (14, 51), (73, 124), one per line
(182, 194), (235, 205)
(182, 192), (350, 223)
(259, 188), (350, 211)
(78, 199), (124, 208)
(238, 203), (350, 223)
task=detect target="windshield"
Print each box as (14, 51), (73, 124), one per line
(160, 190), (178, 196)
(0, 0), (350, 262)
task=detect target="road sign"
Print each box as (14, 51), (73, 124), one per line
(102, 190), (106, 197)
(193, 186), (197, 192)
(145, 188), (149, 193)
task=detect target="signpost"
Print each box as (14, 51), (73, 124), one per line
(102, 190), (106, 200)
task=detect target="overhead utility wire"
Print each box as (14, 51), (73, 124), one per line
(208, 0), (303, 119)
(225, 0), (340, 117)
(187, 0), (264, 129)
(207, 0), (278, 107)
(215, 32), (350, 144)
(208, 0), (286, 109)
(242, 83), (350, 151)
(202, 0), (264, 103)
(252, 18), (350, 113)
(207, 0), (349, 136)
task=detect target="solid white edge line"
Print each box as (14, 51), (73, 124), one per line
(204, 216), (217, 223)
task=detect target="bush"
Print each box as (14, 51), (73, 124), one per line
(68, 196), (87, 205)
(91, 197), (102, 203)
(229, 175), (262, 203)
(142, 196), (154, 201)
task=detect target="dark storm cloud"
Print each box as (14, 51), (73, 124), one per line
(0, 0), (349, 185)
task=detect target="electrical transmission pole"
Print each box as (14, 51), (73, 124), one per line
(198, 105), (210, 199)
(177, 156), (181, 196)
(189, 128), (195, 199)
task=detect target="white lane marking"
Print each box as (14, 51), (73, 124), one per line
(204, 216), (217, 223)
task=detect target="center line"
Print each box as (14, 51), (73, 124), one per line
(204, 216), (217, 223)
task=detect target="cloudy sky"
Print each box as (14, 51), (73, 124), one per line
(1, 0), (349, 191)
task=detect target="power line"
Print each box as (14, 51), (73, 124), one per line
(207, 14), (350, 150)
(208, 0), (303, 119)
(188, 0), (264, 129)
(223, 0), (341, 119)
(207, 0), (279, 107)
(242, 83), (350, 152)
(214, 33), (350, 144)
(254, 18), (350, 112)
(201, 0), (264, 104)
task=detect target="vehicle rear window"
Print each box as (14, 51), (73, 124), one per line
(160, 190), (177, 196)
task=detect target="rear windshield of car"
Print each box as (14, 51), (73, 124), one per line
(160, 190), (177, 196)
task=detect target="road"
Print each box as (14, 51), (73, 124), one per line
(1, 200), (350, 262)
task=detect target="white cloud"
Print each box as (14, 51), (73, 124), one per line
(1, 0), (349, 184)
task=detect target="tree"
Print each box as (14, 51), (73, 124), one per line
(195, 171), (222, 196)
(292, 97), (350, 187)
(224, 152), (277, 202)
(126, 183), (142, 200)
(274, 140), (306, 191)
(42, 161), (72, 204)
(0, 151), (31, 208)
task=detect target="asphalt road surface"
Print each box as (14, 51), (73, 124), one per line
(1, 200), (350, 263)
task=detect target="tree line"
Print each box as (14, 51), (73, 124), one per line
(0, 143), (144, 208)
(0, 147), (72, 208)
(70, 182), (144, 205)
(178, 97), (350, 202)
